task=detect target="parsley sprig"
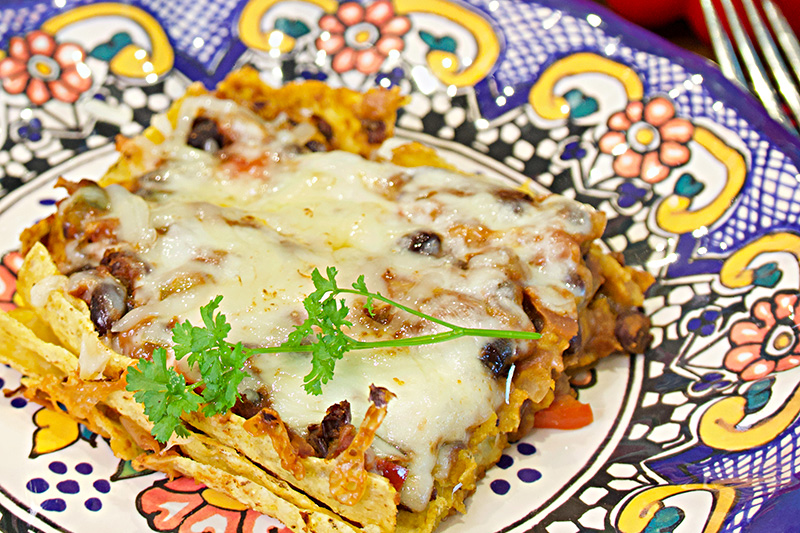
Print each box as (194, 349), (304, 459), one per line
(126, 296), (250, 442)
(267, 267), (542, 394)
(125, 268), (541, 442)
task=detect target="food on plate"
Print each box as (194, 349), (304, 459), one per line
(0, 67), (653, 533)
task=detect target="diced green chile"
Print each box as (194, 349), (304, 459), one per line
(59, 184), (110, 240)
(73, 183), (111, 210)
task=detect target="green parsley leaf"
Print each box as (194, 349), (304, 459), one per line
(279, 267), (353, 394)
(352, 275), (374, 315)
(126, 347), (202, 442)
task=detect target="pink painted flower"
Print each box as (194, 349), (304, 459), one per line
(138, 476), (292, 533)
(598, 96), (694, 184)
(724, 290), (800, 381)
(0, 30), (92, 106)
(0, 251), (22, 312)
(316, 0), (411, 75)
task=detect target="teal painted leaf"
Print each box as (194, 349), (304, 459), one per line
(563, 89), (598, 118)
(79, 424), (99, 446)
(111, 459), (153, 481)
(752, 261), (782, 288)
(745, 379), (773, 415)
(90, 32), (133, 61)
(675, 173), (704, 198)
(275, 17), (310, 38)
(419, 30), (457, 53)
(643, 506), (685, 533)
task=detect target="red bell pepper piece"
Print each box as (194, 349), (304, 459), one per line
(376, 458), (408, 493)
(533, 394), (594, 430)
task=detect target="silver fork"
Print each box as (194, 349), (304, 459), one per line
(701, 0), (800, 134)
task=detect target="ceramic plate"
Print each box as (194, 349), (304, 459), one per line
(0, 0), (799, 532)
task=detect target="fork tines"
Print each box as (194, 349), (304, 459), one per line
(701, 0), (800, 134)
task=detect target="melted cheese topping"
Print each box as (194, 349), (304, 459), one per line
(78, 97), (599, 511)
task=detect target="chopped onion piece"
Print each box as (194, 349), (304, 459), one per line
(79, 331), (111, 380)
(29, 275), (67, 308)
(105, 185), (156, 248)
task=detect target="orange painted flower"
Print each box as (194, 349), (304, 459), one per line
(138, 476), (291, 533)
(0, 30), (92, 106)
(725, 291), (800, 381)
(598, 97), (694, 184)
(316, 0), (411, 74)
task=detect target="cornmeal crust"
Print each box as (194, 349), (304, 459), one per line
(0, 68), (653, 533)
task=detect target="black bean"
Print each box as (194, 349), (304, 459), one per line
(305, 140), (326, 152)
(369, 385), (393, 408)
(403, 231), (442, 256)
(307, 400), (352, 457)
(232, 389), (271, 420)
(495, 189), (533, 214)
(362, 119), (387, 144)
(615, 310), (653, 353)
(101, 249), (149, 292)
(479, 339), (516, 378)
(566, 271), (586, 297)
(509, 398), (535, 442)
(559, 204), (589, 228)
(564, 329), (582, 356)
(322, 401), (351, 435)
(89, 281), (127, 335)
(187, 117), (228, 152)
(522, 293), (545, 332)
(313, 116), (334, 141)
